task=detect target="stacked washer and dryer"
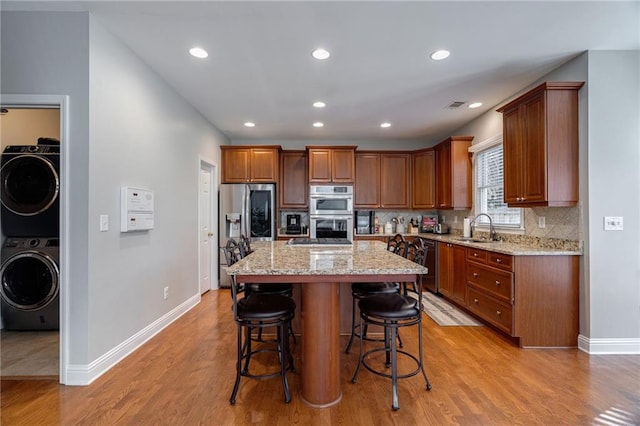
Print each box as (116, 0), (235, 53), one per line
(1, 143), (60, 330)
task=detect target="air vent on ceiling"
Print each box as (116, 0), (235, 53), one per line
(446, 101), (466, 109)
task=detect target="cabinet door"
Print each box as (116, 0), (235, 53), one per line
(502, 107), (523, 204)
(279, 151), (308, 209)
(221, 148), (250, 183)
(451, 244), (467, 305)
(437, 242), (453, 297)
(521, 94), (547, 204)
(380, 153), (411, 208)
(250, 148), (278, 182)
(435, 143), (452, 208)
(308, 149), (332, 182)
(412, 150), (435, 209)
(331, 149), (355, 183)
(355, 153), (380, 207)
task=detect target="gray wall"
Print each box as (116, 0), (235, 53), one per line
(2, 12), (228, 369)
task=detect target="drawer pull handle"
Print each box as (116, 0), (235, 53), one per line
(474, 298), (479, 304)
(473, 272), (479, 278)
(496, 310), (502, 316)
(496, 258), (502, 263)
(495, 280), (501, 286)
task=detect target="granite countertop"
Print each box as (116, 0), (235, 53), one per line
(226, 240), (429, 276)
(354, 232), (582, 256)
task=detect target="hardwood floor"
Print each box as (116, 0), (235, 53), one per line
(1, 290), (639, 425)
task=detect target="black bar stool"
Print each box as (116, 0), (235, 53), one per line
(351, 242), (432, 410)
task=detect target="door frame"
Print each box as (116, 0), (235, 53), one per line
(1, 94), (69, 384)
(198, 156), (218, 294)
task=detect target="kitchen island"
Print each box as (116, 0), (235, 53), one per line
(225, 240), (428, 408)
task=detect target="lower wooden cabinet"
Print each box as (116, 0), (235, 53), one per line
(438, 243), (579, 347)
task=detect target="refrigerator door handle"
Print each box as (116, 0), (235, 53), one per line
(243, 184), (250, 238)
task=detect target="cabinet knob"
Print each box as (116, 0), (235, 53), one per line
(473, 272), (479, 278)
(495, 280), (501, 286)
(474, 298), (479, 304)
(496, 258), (502, 263)
(473, 253), (478, 257)
(496, 310), (502, 316)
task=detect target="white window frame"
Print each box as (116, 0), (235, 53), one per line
(469, 135), (523, 233)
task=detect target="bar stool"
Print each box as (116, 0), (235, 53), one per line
(344, 234), (407, 354)
(351, 242), (432, 410)
(228, 275), (296, 404)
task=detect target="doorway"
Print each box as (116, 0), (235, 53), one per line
(0, 94), (68, 383)
(198, 158), (218, 294)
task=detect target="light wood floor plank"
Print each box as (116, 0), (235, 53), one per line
(1, 290), (639, 425)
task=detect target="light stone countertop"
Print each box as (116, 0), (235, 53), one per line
(225, 240), (429, 276)
(355, 232), (582, 256)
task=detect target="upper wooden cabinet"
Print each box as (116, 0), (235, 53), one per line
(355, 153), (380, 207)
(307, 146), (356, 183)
(434, 136), (473, 209)
(355, 152), (411, 209)
(497, 82), (584, 207)
(221, 146), (280, 183)
(380, 153), (411, 208)
(279, 151), (308, 209)
(412, 148), (436, 209)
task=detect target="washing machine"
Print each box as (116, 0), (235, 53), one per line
(0, 237), (59, 330)
(1, 145), (60, 237)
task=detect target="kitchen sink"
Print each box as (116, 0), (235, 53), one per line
(455, 237), (493, 243)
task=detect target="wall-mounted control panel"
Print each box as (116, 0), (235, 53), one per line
(121, 187), (154, 232)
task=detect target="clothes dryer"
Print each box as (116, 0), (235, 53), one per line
(0, 237), (59, 330)
(1, 145), (60, 237)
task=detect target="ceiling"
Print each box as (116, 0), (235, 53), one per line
(5, 1), (639, 143)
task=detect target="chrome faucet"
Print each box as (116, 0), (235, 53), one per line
(470, 213), (498, 241)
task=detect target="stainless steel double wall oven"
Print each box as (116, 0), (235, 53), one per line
(309, 185), (353, 241)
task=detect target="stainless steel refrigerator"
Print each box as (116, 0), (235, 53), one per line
(218, 183), (276, 287)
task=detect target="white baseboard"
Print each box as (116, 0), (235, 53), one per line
(64, 294), (200, 385)
(578, 334), (640, 354)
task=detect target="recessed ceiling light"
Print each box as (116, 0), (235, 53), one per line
(189, 47), (208, 59)
(313, 122), (324, 128)
(312, 48), (330, 60)
(313, 101), (326, 108)
(380, 122), (391, 128)
(468, 102), (483, 109)
(244, 122), (255, 128)
(430, 49), (450, 61)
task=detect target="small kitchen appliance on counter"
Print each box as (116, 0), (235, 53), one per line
(286, 214), (302, 235)
(420, 214), (439, 233)
(434, 223), (450, 234)
(355, 210), (375, 234)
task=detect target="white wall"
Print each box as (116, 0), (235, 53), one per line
(232, 138), (431, 151)
(87, 16), (227, 362)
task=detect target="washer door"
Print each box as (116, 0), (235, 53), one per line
(0, 251), (59, 310)
(1, 154), (60, 216)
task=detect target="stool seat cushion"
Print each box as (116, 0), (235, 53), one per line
(352, 282), (399, 297)
(238, 294), (295, 320)
(359, 294), (419, 319)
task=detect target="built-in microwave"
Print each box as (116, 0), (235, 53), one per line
(309, 185), (353, 216)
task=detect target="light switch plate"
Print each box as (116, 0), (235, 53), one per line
(100, 214), (109, 232)
(604, 216), (623, 231)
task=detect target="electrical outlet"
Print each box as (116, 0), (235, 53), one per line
(604, 216), (623, 231)
(538, 217), (546, 228)
(163, 286), (169, 300)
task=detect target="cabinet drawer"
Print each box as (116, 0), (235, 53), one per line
(487, 252), (513, 271)
(466, 248), (487, 263)
(466, 263), (513, 302)
(466, 287), (513, 334)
